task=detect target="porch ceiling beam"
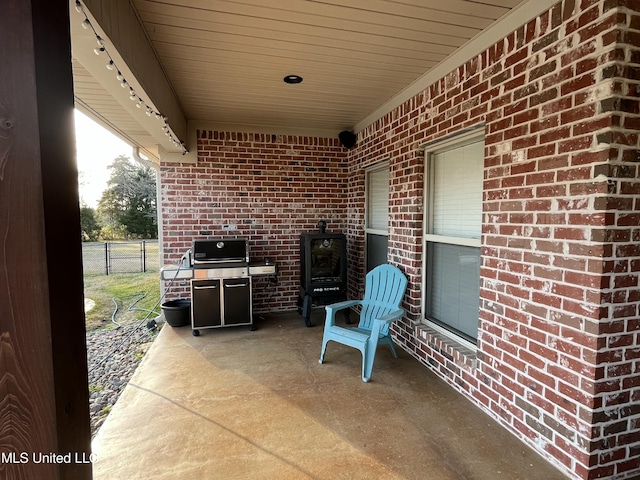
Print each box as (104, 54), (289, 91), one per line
(72, 0), (188, 156)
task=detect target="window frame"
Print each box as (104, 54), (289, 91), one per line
(421, 128), (484, 347)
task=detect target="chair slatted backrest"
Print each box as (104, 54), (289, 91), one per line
(358, 264), (408, 334)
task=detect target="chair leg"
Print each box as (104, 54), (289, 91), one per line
(388, 340), (398, 359)
(361, 345), (371, 382)
(319, 338), (328, 364)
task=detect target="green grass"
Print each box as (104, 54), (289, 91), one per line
(88, 383), (103, 393)
(84, 271), (162, 331)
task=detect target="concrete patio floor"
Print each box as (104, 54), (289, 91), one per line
(91, 310), (569, 480)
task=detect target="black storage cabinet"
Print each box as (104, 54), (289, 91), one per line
(191, 277), (252, 335)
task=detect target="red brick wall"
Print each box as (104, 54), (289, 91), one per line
(160, 131), (348, 312)
(158, 1), (639, 478)
(346, 1), (640, 479)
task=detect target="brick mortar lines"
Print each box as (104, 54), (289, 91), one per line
(347, 2), (640, 478)
(160, 135), (349, 311)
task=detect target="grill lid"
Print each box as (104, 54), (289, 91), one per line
(192, 238), (249, 266)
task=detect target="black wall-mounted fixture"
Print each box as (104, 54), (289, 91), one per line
(338, 130), (357, 149)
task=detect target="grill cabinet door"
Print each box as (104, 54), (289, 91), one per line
(191, 279), (221, 328)
(223, 278), (251, 325)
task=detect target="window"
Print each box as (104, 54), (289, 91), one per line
(365, 163), (389, 272)
(423, 131), (484, 343)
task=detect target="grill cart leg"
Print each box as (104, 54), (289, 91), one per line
(302, 294), (312, 327)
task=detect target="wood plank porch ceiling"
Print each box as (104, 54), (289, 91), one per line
(72, 0), (527, 153)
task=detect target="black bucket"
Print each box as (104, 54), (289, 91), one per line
(161, 299), (191, 327)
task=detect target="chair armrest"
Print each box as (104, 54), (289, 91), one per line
(368, 309), (405, 340)
(325, 300), (360, 312)
(376, 308), (405, 324)
(324, 300), (360, 327)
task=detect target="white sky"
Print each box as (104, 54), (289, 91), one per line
(74, 109), (131, 208)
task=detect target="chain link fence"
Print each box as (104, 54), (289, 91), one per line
(82, 240), (159, 275)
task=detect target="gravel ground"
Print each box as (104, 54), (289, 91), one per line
(86, 318), (161, 437)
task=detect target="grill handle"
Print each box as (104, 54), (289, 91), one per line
(225, 282), (249, 288)
(193, 285), (219, 290)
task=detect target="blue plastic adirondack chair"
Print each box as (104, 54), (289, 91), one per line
(319, 264), (408, 382)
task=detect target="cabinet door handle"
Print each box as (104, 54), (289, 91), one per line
(193, 285), (218, 290)
(225, 283), (248, 288)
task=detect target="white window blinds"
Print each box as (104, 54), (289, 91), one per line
(367, 167), (389, 231)
(431, 140), (483, 239)
(424, 132), (484, 343)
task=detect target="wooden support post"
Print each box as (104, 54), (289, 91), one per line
(0, 1), (92, 479)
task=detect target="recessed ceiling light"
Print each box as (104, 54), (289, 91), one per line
(283, 75), (303, 84)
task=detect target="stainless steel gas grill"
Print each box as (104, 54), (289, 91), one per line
(190, 238), (253, 335)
